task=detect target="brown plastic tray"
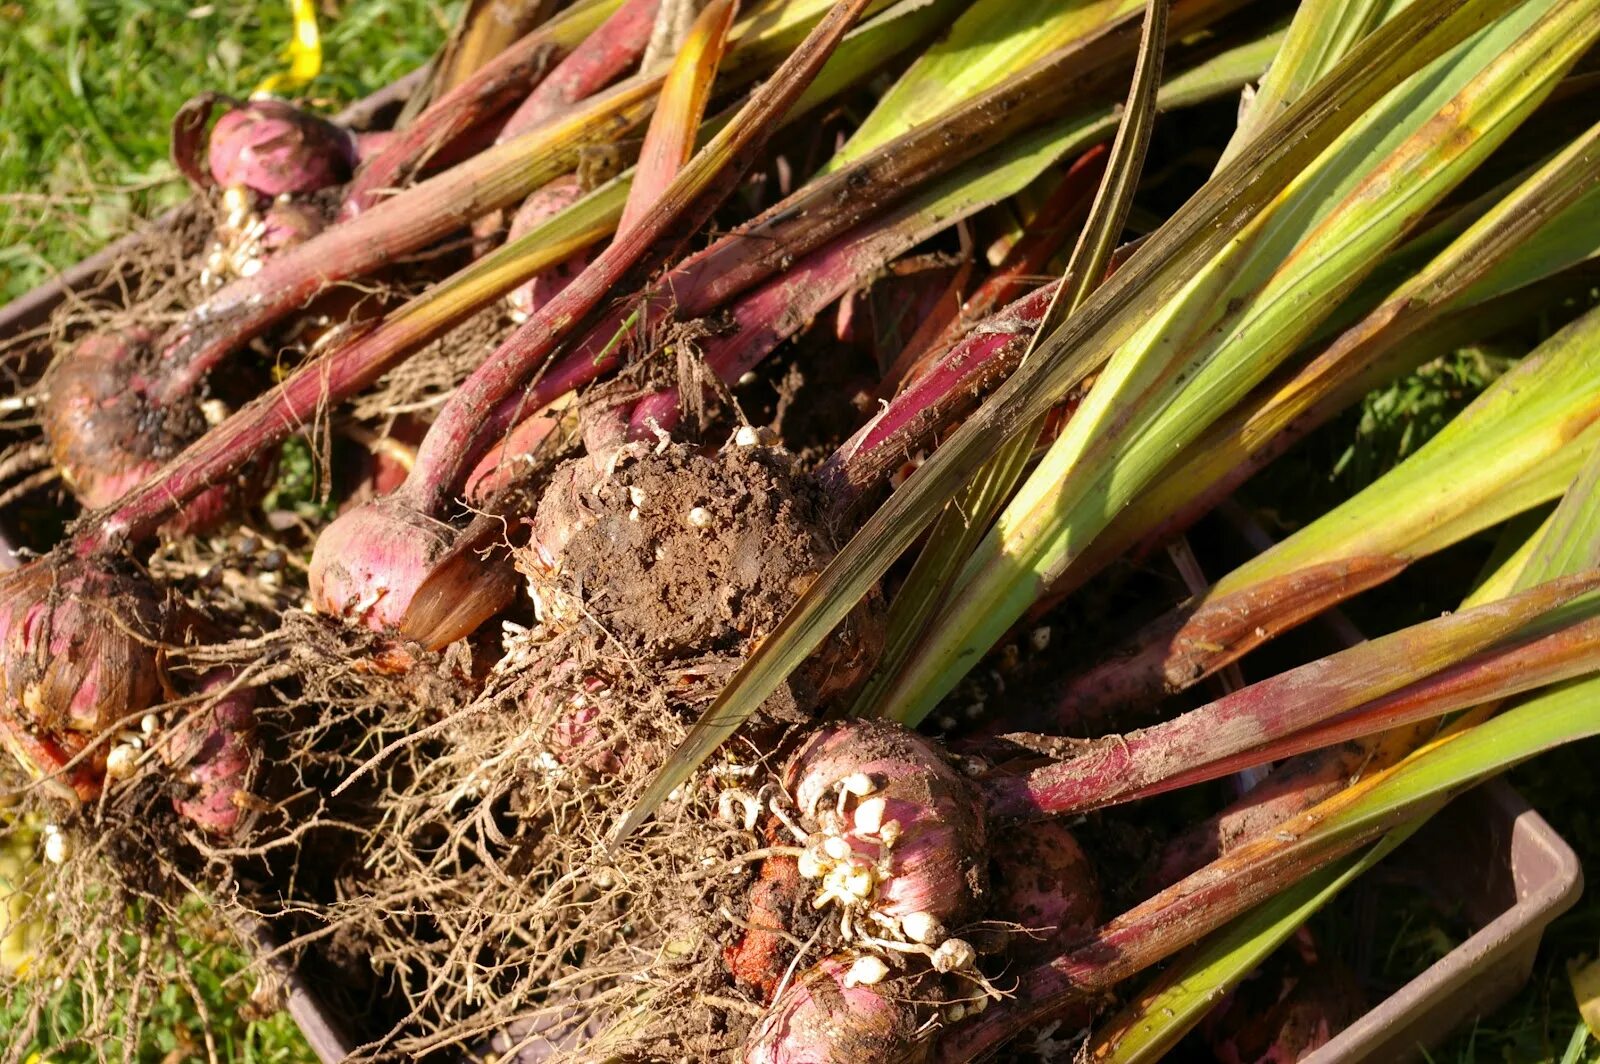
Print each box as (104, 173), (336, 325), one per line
(0, 73), (1584, 1064)
(1307, 776), (1583, 1063)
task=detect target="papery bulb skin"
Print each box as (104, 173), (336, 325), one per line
(40, 329), (241, 531)
(43, 329), (155, 508)
(547, 693), (624, 776)
(786, 720), (986, 927)
(988, 820), (1100, 962)
(258, 200), (325, 254)
(162, 668), (258, 837)
(745, 955), (930, 1064)
(505, 177), (589, 321)
(0, 561), (165, 802)
(208, 99), (356, 199)
(309, 497), (456, 632)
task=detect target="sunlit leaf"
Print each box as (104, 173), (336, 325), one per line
(1083, 348), (1600, 1060)
(620, 0), (1534, 840)
(858, 0), (1170, 720)
(876, 0), (1600, 727)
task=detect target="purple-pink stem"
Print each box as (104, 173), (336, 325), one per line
(480, 0), (659, 281)
(980, 571), (1600, 820)
(398, 4), (1176, 483)
(538, 0), (1155, 379)
(618, 184), (1013, 442)
(398, 0), (879, 516)
(806, 241), (1139, 518)
(819, 282), (1054, 504)
(1150, 748), (1368, 886)
(628, 390), (681, 438)
(71, 283), (495, 557)
(489, 188), (1057, 457)
(67, 3), (1172, 559)
(1009, 555), (1409, 736)
(340, 7), (602, 218)
(615, 156), (1105, 446)
(937, 814), (1376, 1061)
(882, 145), (1107, 394)
(153, 71), (665, 405)
(503, 176), (593, 318)
(465, 413), (563, 502)
(1128, 611), (1600, 802)
(498, 0), (660, 142)
(1142, 501), (1392, 886)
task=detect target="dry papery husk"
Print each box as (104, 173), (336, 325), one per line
(0, 209), (208, 523)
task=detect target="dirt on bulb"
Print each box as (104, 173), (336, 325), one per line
(528, 442), (881, 718)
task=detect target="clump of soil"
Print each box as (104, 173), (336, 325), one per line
(528, 443), (881, 718)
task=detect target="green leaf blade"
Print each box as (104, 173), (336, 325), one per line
(617, 0), (1534, 841)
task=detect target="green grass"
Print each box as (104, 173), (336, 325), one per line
(0, 911), (316, 1063)
(1329, 346), (1516, 491)
(0, 0), (449, 302)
